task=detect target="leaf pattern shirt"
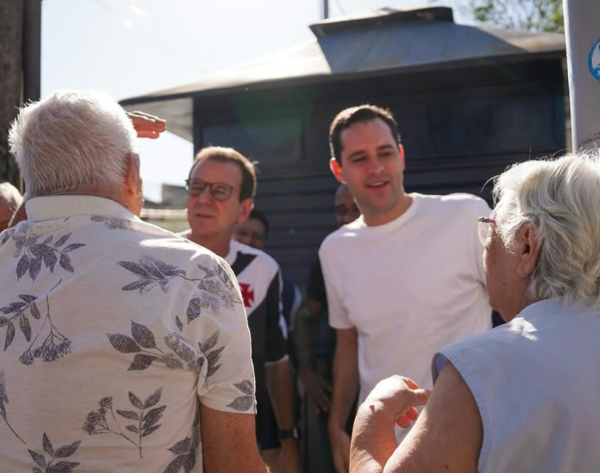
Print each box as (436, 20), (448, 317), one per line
(0, 195), (256, 473)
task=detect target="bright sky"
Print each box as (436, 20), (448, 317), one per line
(42, 0), (468, 202)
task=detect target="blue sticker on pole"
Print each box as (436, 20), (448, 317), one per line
(590, 37), (600, 81)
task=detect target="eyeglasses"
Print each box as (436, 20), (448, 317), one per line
(185, 179), (234, 202)
(477, 216), (497, 246)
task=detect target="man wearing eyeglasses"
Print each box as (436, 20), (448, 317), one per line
(180, 146), (300, 473)
(319, 105), (492, 473)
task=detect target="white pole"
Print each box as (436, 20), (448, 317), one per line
(563, 0), (600, 151)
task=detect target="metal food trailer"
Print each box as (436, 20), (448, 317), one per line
(122, 6), (566, 285)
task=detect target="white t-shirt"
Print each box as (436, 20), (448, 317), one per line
(320, 193), (491, 405)
(0, 196), (255, 473)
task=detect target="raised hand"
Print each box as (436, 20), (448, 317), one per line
(363, 375), (430, 428)
(127, 111), (166, 139)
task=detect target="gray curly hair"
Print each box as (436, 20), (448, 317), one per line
(492, 150), (600, 306)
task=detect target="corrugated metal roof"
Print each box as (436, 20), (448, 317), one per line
(121, 6), (565, 141)
(308, 6), (455, 37)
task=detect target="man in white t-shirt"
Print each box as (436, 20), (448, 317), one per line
(320, 104), (492, 473)
(180, 147), (300, 473)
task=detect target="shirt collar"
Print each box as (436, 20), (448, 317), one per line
(25, 195), (139, 222)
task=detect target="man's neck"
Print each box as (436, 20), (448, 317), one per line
(50, 189), (136, 215)
(363, 192), (414, 227)
(187, 230), (231, 258)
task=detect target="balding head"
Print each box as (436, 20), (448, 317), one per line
(0, 182), (23, 232)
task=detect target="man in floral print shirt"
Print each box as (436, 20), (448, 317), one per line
(0, 91), (268, 473)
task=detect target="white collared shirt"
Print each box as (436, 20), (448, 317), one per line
(0, 196), (255, 472)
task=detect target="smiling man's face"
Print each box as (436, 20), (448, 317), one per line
(335, 118), (405, 225)
(186, 159), (251, 242)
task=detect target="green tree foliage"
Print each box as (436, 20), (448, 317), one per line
(468, 0), (564, 32)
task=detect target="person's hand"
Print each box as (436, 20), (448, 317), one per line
(299, 368), (331, 413)
(363, 375), (430, 428)
(278, 438), (300, 473)
(127, 111), (166, 139)
(329, 426), (351, 473)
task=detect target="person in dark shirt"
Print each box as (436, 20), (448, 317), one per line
(233, 209), (303, 468)
(294, 184), (360, 473)
(234, 209), (302, 331)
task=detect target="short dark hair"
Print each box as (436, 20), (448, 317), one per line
(248, 209), (269, 235)
(190, 146), (257, 201)
(329, 104), (401, 163)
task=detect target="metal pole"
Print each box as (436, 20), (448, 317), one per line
(563, 0), (600, 151)
(0, 0), (24, 186)
(23, 0), (42, 103)
(322, 0), (329, 19)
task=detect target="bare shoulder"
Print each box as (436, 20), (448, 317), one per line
(386, 363), (483, 473)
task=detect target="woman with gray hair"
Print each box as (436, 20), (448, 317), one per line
(349, 151), (600, 473)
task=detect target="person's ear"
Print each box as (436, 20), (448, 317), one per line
(399, 145), (406, 170)
(516, 223), (541, 279)
(330, 158), (346, 184)
(236, 198), (254, 224)
(124, 154), (140, 196)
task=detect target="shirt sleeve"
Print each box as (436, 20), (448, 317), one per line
(319, 243), (354, 330)
(264, 268), (288, 363)
(185, 257), (257, 414)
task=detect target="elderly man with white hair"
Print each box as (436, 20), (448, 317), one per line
(0, 91), (268, 473)
(349, 151), (600, 473)
(0, 181), (23, 232)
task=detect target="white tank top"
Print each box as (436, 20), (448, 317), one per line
(434, 299), (600, 473)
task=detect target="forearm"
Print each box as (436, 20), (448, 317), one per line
(328, 339), (359, 434)
(200, 404), (269, 473)
(350, 403), (397, 473)
(265, 359), (296, 430)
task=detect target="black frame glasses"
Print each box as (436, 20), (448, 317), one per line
(185, 179), (234, 202)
